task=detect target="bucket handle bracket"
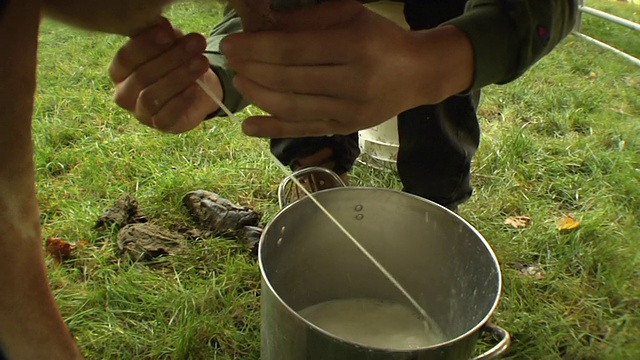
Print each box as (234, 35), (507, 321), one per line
(471, 323), (511, 360)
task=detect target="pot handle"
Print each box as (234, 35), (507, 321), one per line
(277, 167), (346, 208)
(471, 323), (511, 360)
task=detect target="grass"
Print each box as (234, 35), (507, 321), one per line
(33, 0), (639, 359)
(580, 0), (640, 58)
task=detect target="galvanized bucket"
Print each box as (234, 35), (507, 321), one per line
(259, 168), (510, 359)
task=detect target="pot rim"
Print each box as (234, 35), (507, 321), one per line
(258, 186), (503, 352)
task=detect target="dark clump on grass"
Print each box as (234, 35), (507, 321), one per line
(34, 1), (639, 359)
(95, 194), (148, 230)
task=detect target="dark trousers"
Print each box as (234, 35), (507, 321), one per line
(271, 91), (480, 209)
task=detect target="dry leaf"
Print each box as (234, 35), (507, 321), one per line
(45, 237), (82, 263)
(556, 215), (581, 231)
(504, 215), (531, 229)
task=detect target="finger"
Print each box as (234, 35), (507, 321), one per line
(233, 75), (358, 122)
(242, 115), (346, 138)
(273, 0), (364, 31)
(138, 33), (206, 86)
(227, 60), (358, 98)
(221, 28), (353, 65)
(108, 18), (179, 83)
(150, 84), (209, 133)
(135, 55), (210, 122)
(114, 33), (207, 110)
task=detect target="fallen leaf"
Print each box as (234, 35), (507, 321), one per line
(504, 215), (531, 229)
(557, 215), (581, 231)
(45, 237), (77, 263)
(618, 140), (626, 151)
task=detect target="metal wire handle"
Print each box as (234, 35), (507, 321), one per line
(277, 166), (346, 208)
(471, 323), (511, 360)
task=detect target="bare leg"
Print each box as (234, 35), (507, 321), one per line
(0, 1), (82, 358)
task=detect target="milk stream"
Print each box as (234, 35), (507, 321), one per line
(299, 298), (446, 350)
(196, 79), (431, 321)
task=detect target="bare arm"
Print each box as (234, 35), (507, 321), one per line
(0, 1), (83, 358)
(41, 0), (178, 36)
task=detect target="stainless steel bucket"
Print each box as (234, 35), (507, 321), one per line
(259, 169), (510, 359)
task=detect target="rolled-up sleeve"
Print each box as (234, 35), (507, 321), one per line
(444, 0), (578, 89)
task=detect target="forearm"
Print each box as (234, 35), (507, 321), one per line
(41, 0), (177, 36)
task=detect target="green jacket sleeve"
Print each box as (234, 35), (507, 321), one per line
(205, 0), (578, 113)
(444, 0), (578, 90)
(204, 7), (249, 118)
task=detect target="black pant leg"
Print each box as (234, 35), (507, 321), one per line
(270, 134), (360, 174)
(396, 92), (480, 208)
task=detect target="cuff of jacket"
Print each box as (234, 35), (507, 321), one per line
(204, 7), (249, 119)
(443, 6), (520, 91)
(204, 51), (249, 119)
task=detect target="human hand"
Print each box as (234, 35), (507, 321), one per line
(221, 0), (472, 139)
(109, 18), (222, 133)
(220, 0), (408, 138)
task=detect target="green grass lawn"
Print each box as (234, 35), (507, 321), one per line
(34, 1), (639, 359)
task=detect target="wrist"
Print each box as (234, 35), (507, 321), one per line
(405, 25), (474, 107)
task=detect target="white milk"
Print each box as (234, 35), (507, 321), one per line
(298, 298), (447, 350)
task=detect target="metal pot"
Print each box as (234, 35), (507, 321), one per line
(259, 168), (510, 359)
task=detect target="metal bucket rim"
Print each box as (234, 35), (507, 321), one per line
(258, 186), (503, 352)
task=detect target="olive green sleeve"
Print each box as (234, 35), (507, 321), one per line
(444, 0), (578, 90)
(204, 7), (249, 118)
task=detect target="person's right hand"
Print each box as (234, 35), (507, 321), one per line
(109, 18), (222, 133)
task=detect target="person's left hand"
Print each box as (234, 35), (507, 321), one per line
(220, 0), (428, 138)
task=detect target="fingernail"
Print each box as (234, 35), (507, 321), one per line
(155, 30), (172, 45)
